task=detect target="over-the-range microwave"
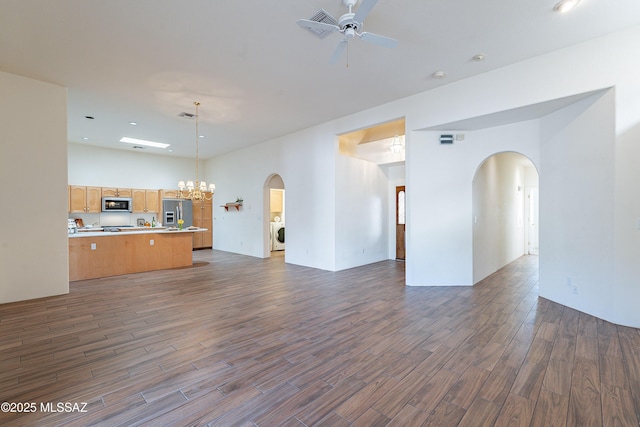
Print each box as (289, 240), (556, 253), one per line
(101, 197), (132, 212)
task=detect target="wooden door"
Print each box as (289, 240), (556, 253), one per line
(396, 186), (406, 260)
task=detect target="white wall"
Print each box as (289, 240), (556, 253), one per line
(473, 152), (535, 283)
(539, 90), (615, 322)
(407, 121), (541, 286)
(207, 126), (336, 270)
(0, 72), (69, 303)
(68, 143), (200, 189)
(334, 154), (389, 270)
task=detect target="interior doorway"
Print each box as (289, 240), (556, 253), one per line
(396, 186), (406, 260)
(264, 174), (285, 259)
(472, 152), (539, 283)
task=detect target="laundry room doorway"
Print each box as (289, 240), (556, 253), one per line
(264, 174), (285, 259)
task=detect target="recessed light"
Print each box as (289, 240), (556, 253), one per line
(553, 0), (580, 13)
(120, 137), (170, 149)
(432, 70), (446, 79)
(81, 137), (89, 140)
(129, 121), (138, 126)
(472, 54), (486, 62)
(199, 135), (205, 138)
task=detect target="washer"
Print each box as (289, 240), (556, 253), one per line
(271, 222), (285, 251)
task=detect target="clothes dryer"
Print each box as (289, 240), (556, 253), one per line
(271, 222), (285, 251)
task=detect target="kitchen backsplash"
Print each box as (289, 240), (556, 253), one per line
(69, 212), (160, 227)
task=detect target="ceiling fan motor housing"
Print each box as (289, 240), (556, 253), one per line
(339, 13), (360, 34)
(342, 0), (358, 9)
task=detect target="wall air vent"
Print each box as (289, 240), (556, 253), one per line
(440, 134), (454, 144)
(178, 112), (195, 119)
(304, 9), (338, 39)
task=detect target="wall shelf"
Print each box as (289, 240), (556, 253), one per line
(222, 203), (242, 211)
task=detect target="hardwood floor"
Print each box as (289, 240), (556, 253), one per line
(1, 251), (639, 426)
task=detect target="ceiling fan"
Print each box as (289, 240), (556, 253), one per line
(297, 0), (398, 64)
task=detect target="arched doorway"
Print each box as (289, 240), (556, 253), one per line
(472, 152), (539, 283)
(264, 174), (285, 259)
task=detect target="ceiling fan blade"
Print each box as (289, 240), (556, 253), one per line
(330, 40), (348, 64)
(297, 19), (339, 33)
(353, 0), (379, 23)
(360, 32), (398, 49)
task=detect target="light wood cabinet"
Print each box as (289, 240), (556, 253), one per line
(69, 186), (102, 213)
(270, 189), (283, 212)
(102, 187), (132, 198)
(69, 232), (193, 281)
(160, 189), (185, 199)
(192, 195), (213, 249)
(132, 189), (159, 213)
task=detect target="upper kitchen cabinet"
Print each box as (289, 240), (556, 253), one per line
(102, 187), (132, 198)
(270, 189), (283, 212)
(160, 189), (186, 199)
(69, 186), (102, 213)
(132, 189), (159, 213)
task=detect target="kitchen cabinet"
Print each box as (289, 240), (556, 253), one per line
(68, 229), (201, 281)
(102, 187), (132, 198)
(192, 195), (213, 249)
(69, 186), (102, 213)
(132, 189), (159, 213)
(270, 189), (283, 212)
(160, 189), (186, 199)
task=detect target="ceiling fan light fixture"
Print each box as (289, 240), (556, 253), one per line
(432, 70), (446, 79)
(553, 0), (580, 13)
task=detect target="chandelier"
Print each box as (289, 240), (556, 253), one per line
(390, 135), (404, 153)
(178, 101), (215, 201)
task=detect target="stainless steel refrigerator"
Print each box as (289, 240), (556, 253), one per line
(162, 199), (193, 228)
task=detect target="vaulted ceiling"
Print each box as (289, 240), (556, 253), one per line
(2, 0), (639, 159)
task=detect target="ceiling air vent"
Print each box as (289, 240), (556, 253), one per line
(303, 9), (338, 39)
(178, 112), (195, 119)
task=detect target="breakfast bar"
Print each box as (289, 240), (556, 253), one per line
(68, 228), (206, 281)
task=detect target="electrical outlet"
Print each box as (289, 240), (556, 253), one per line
(91, 243), (96, 250)
(149, 239), (154, 246)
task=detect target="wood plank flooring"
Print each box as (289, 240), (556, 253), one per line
(1, 251), (639, 426)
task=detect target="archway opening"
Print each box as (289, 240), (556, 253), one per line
(472, 152), (539, 284)
(264, 174), (285, 259)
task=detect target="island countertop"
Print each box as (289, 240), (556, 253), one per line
(69, 227), (207, 238)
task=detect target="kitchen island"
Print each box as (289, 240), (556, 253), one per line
(68, 228), (207, 281)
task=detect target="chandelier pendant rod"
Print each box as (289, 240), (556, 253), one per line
(194, 101), (200, 189)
